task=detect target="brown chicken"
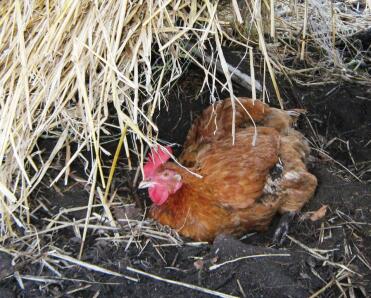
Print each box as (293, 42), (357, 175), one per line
(139, 98), (317, 242)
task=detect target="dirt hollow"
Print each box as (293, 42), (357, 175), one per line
(0, 69), (370, 297)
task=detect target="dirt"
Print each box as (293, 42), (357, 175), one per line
(1, 64), (370, 297)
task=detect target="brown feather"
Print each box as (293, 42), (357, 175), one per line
(149, 98), (317, 241)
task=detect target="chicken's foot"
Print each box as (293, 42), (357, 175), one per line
(273, 211), (297, 245)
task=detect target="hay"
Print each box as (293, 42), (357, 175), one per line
(0, 0), (240, 240)
(0, 0), (370, 258)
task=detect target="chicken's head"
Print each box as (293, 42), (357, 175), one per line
(138, 146), (183, 206)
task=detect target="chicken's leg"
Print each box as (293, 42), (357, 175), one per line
(273, 211), (297, 245)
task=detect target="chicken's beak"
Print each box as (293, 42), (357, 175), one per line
(138, 180), (155, 189)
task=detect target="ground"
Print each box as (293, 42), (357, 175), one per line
(0, 66), (370, 297)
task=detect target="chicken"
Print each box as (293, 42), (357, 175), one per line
(139, 97), (317, 242)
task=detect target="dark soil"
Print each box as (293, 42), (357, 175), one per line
(1, 63), (370, 297)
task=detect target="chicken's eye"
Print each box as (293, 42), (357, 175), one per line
(162, 171), (169, 177)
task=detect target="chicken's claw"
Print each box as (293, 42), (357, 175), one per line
(273, 211), (297, 245)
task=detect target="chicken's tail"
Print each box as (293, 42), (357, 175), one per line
(256, 106), (306, 134)
(286, 108), (307, 126)
(287, 109), (307, 117)
(287, 108), (306, 119)
(184, 98), (269, 144)
(227, 99), (307, 134)
(182, 98), (306, 154)
(277, 129), (317, 213)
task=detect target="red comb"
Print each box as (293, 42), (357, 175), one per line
(143, 146), (172, 178)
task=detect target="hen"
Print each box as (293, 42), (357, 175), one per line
(139, 97), (317, 242)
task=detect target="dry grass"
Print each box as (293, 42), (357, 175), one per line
(0, 1), (370, 289)
(1, 0), (244, 241)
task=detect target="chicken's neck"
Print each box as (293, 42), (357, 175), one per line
(162, 162), (210, 200)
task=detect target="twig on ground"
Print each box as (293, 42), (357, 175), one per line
(209, 253), (291, 271)
(48, 251), (138, 282)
